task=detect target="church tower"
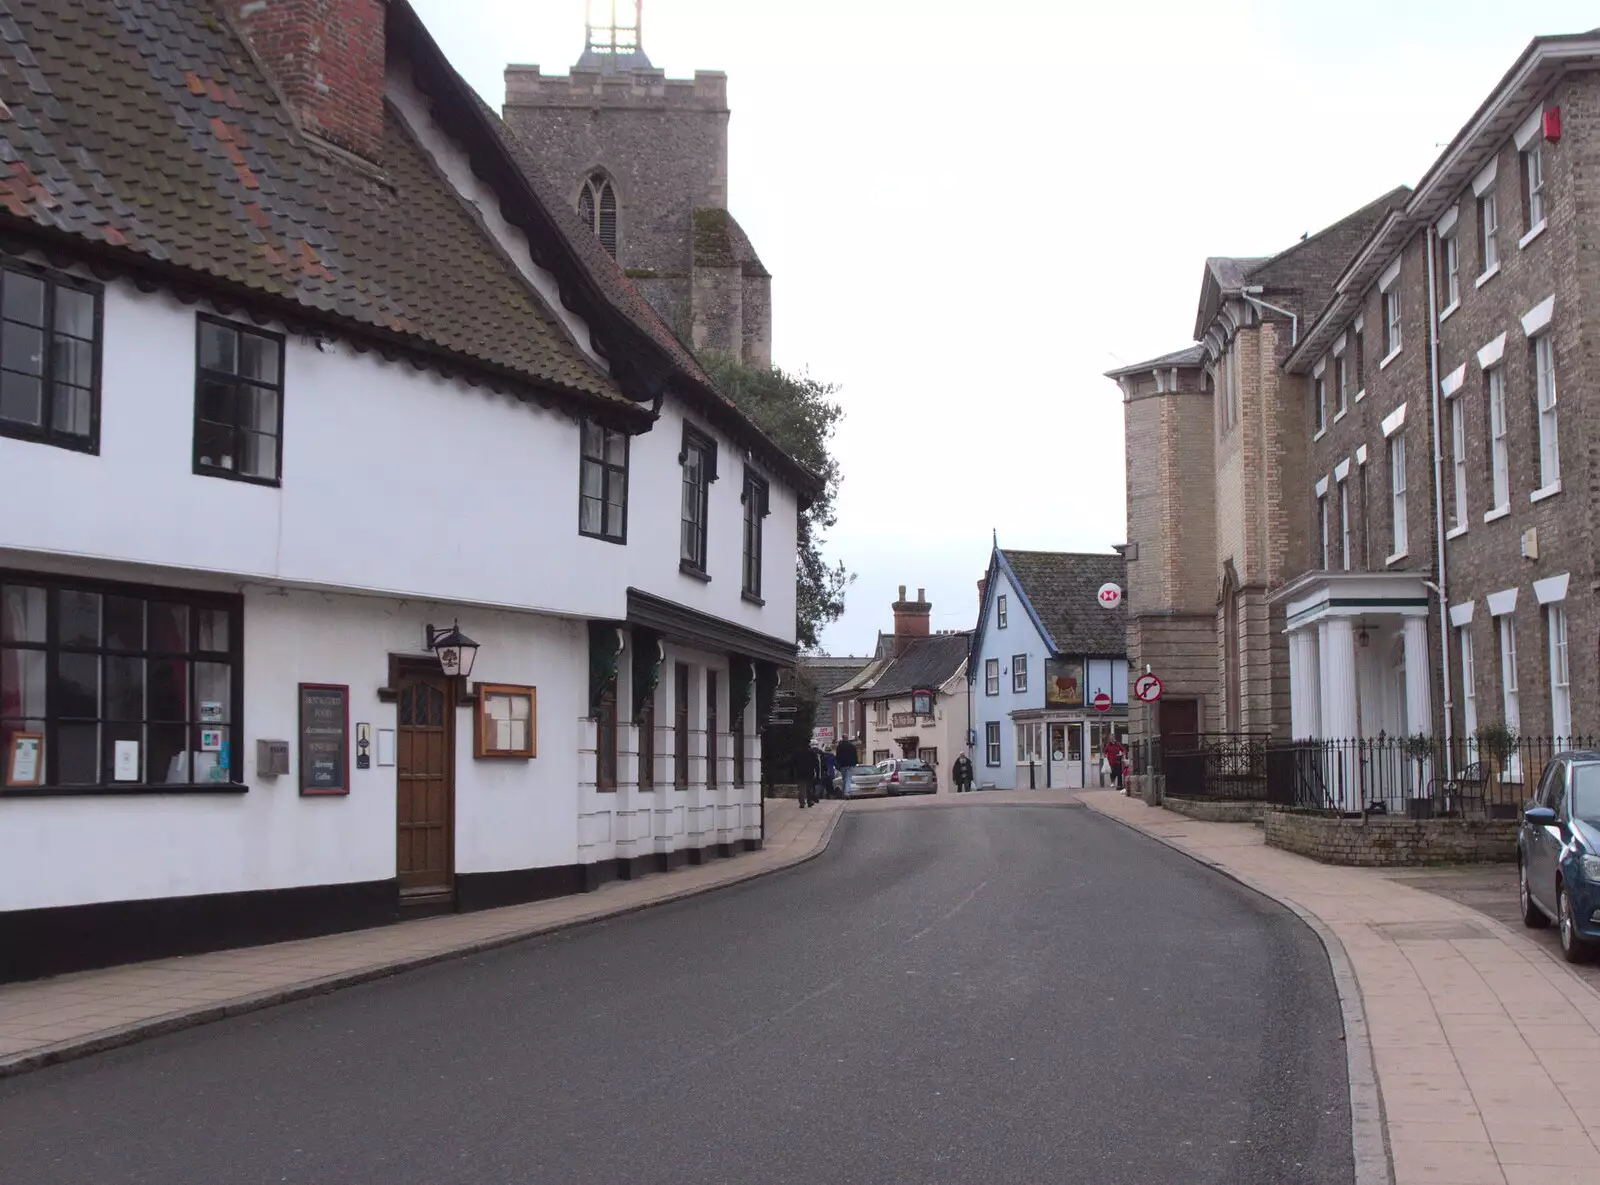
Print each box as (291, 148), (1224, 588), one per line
(504, 2), (772, 366)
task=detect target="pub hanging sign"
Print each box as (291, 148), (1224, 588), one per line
(299, 683), (350, 796)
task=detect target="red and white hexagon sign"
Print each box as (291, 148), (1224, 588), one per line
(1097, 582), (1123, 610)
(1134, 673), (1163, 703)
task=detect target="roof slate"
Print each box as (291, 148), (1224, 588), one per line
(0, 0), (625, 407)
(869, 633), (972, 700)
(1105, 344), (1206, 378)
(1001, 550), (1127, 657)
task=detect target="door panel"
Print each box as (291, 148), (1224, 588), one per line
(397, 670), (453, 894)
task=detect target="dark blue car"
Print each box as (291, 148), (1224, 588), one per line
(1518, 750), (1600, 962)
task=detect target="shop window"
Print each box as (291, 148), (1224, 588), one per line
(2, 575), (242, 791)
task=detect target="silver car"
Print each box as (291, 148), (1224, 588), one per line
(884, 758), (937, 796)
(837, 760), (891, 798)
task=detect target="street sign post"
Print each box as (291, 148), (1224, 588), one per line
(1133, 673), (1163, 703)
(1096, 583), (1122, 610)
(1092, 691), (1112, 713)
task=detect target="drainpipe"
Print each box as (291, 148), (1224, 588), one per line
(1425, 226), (1456, 780)
(1241, 286), (1298, 347)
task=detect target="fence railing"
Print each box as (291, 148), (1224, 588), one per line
(1129, 733), (1596, 818)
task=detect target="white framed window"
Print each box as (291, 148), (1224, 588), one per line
(1334, 352), (1348, 416)
(1442, 233), (1460, 308)
(1458, 625), (1477, 741)
(1388, 433), (1407, 557)
(1384, 290), (1402, 357)
(1318, 493), (1329, 568)
(1450, 397), (1468, 530)
(1523, 143), (1545, 231)
(984, 657), (999, 696)
(1479, 192), (1499, 274)
(997, 594), (1008, 628)
(1548, 603), (1571, 745)
(1358, 458), (1370, 568)
(1015, 721), (1042, 764)
(1338, 479), (1351, 570)
(984, 720), (1000, 766)
(1534, 334), (1559, 489)
(1012, 654), (1028, 694)
(1313, 374), (1325, 434)
(1487, 367), (1509, 511)
(1499, 615), (1520, 735)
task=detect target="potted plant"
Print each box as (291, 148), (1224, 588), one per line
(1401, 733), (1434, 819)
(1475, 722), (1520, 818)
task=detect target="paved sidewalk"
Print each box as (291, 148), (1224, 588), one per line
(0, 798), (841, 1078)
(1081, 789), (1600, 1185)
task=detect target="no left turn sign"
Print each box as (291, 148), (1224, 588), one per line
(1134, 673), (1163, 703)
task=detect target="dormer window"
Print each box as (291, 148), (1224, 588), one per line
(577, 173), (618, 259)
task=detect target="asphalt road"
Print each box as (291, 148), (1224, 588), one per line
(0, 802), (1352, 1184)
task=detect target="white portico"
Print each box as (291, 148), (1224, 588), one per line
(1274, 572), (1436, 806)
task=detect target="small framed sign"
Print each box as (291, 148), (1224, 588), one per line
(5, 733), (43, 787)
(298, 683), (350, 796)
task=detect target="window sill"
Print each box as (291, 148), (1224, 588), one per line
(741, 590), (766, 607)
(1475, 264), (1501, 289)
(1439, 300), (1461, 323)
(579, 527), (627, 545)
(1385, 550), (1409, 566)
(0, 782), (249, 799)
(1354, 388), (1367, 404)
(0, 425), (101, 455)
(1530, 480), (1563, 504)
(1483, 505), (1511, 524)
(1378, 347), (1403, 371)
(1333, 407), (1348, 423)
(1519, 220), (1547, 250)
(1312, 427), (1327, 442)
(678, 560), (711, 582)
(1446, 523), (1470, 541)
(194, 464), (281, 489)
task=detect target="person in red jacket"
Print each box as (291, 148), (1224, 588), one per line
(1104, 737), (1127, 794)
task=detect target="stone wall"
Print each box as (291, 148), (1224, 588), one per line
(1164, 796), (1264, 824)
(1264, 807), (1517, 866)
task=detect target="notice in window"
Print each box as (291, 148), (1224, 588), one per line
(299, 683), (350, 795)
(5, 733), (43, 786)
(113, 739), (140, 782)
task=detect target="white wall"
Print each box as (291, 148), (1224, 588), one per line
(971, 568), (1048, 788)
(0, 567), (587, 911)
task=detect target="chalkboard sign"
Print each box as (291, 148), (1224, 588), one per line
(299, 683), (350, 796)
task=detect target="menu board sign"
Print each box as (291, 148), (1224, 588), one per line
(299, 683), (350, 796)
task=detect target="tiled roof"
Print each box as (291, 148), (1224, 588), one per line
(1105, 344), (1206, 379)
(868, 633), (972, 700)
(829, 651), (891, 696)
(1001, 550), (1127, 657)
(0, 0), (627, 409)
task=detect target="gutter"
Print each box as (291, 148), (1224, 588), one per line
(1425, 226), (1455, 779)
(1241, 286), (1298, 346)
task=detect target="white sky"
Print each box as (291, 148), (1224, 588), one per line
(410, 0), (1598, 656)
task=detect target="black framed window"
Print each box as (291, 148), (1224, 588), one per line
(195, 315), (284, 485)
(1012, 654), (1028, 694)
(638, 693), (655, 789)
(2, 572), (243, 794)
(732, 701), (745, 787)
(0, 260), (101, 452)
(742, 468), (768, 600)
(680, 424), (716, 575)
(997, 595), (1008, 628)
(580, 420), (628, 542)
(705, 669), (719, 788)
(673, 662), (689, 788)
(985, 657), (999, 696)
(596, 686), (618, 791)
(985, 721), (1000, 766)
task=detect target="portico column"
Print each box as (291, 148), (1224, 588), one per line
(1321, 619), (1360, 809)
(1288, 629), (1321, 740)
(1402, 615), (1433, 737)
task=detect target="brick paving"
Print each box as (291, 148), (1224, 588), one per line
(0, 799), (841, 1078)
(1081, 789), (1600, 1185)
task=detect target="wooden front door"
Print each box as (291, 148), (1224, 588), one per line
(396, 667), (454, 896)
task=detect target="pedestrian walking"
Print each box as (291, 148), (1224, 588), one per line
(795, 744), (819, 808)
(952, 751), (974, 793)
(835, 736), (859, 799)
(1104, 736), (1127, 795)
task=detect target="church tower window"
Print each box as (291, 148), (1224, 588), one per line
(578, 173), (619, 259)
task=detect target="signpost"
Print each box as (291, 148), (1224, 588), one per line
(1134, 673), (1163, 703)
(1097, 582), (1123, 610)
(1092, 691), (1113, 713)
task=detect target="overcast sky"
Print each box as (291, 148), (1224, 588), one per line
(412, 0), (1598, 655)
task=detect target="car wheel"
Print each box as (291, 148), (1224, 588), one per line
(1559, 885), (1590, 963)
(1520, 859), (1550, 928)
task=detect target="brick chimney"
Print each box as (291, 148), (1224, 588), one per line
(224, 0), (388, 162)
(891, 585), (931, 656)
(977, 575), (987, 605)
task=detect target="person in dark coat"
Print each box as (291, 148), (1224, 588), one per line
(795, 745), (820, 808)
(835, 736), (859, 798)
(952, 751), (975, 793)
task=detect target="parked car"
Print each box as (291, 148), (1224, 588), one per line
(884, 758), (937, 796)
(1518, 750), (1600, 962)
(836, 760), (891, 798)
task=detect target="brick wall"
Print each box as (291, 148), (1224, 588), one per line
(1264, 807), (1517, 865)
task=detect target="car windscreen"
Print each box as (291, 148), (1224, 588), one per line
(898, 761), (928, 771)
(1571, 763), (1600, 823)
